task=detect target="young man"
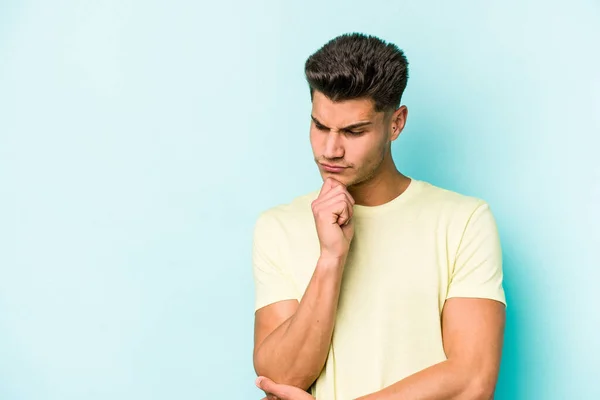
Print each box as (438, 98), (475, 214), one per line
(251, 33), (506, 400)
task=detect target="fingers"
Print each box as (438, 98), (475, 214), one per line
(319, 193), (353, 225)
(318, 177), (343, 198)
(314, 184), (355, 224)
(257, 377), (288, 399)
(318, 183), (354, 205)
(312, 178), (355, 225)
(256, 376), (314, 400)
(312, 193), (353, 226)
(313, 183), (355, 218)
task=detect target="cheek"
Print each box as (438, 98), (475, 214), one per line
(354, 140), (385, 169)
(309, 130), (320, 150)
(356, 140), (380, 162)
(310, 132), (330, 156)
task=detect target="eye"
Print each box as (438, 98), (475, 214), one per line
(345, 130), (364, 136)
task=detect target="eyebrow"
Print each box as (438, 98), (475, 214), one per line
(311, 115), (373, 131)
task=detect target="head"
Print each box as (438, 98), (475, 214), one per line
(305, 33), (409, 188)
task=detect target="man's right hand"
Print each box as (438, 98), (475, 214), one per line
(253, 178), (354, 389)
(311, 177), (356, 260)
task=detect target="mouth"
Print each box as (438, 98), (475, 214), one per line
(320, 163), (348, 173)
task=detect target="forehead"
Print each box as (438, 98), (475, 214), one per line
(311, 91), (381, 125)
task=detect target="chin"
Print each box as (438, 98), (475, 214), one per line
(320, 172), (354, 186)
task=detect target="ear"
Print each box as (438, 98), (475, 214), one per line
(390, 105), (408, 141)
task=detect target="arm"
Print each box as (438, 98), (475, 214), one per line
(254, 201), (506, 400)
(356, 297), (505, 400)
(253, 178), (355, 391)
(358, 201), (506, 400)
(254, 254), (346, 391)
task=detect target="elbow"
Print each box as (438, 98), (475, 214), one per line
(252, 348), (272, 380)
(276, 374), (316, 391)
(465, 376), (497, 400)
(256, 366), (315, 391)
(253, 350), (315, 391)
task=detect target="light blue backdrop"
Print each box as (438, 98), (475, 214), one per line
(1, 1), (598, 399)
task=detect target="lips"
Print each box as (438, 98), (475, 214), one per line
(320, 163), (347, 173)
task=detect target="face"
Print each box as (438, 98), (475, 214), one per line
(309, 90), (405, 188)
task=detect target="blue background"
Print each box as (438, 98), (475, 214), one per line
(1, 1), (598, 398)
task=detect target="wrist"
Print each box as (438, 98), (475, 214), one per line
(317, 253), (347, 269)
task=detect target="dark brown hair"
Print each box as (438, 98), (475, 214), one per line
(304, 33), (409, 113)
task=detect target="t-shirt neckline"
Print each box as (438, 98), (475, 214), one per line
(352, 177), (422, 218)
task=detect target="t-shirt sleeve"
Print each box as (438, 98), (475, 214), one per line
(447, 201), (506, 306)
(252, 211), (298, 312)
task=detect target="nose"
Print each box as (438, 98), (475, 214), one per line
(323, 131), (344, 159)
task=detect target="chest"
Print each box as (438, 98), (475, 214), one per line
(283, 217), (453, 308)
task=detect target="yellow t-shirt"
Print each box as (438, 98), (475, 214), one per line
(251, 178), (506, 400)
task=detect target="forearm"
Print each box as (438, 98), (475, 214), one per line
(254, 256), (345, 390)
(356, 359), (492, 400)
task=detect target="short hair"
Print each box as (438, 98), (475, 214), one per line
(304, 32), (409, 113)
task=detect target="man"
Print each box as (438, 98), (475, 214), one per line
(251, 32), (506, 400)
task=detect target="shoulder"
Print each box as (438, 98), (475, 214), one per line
(413, 179), (494, 225)
(417, 179), (484, 207)
(411, 180), (500, 256)
(253, 189), (320, 233)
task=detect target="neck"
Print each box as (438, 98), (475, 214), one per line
(347, 156), (411, 207)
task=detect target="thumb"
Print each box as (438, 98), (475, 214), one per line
(256, 376), (289, 399)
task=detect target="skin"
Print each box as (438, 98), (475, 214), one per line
(254, 90), (409, 399)
(254, 91), (505, 400)
(257, 296), (505, 400)
(309, 90), (411, 206)
(253, 177), (352, 399)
